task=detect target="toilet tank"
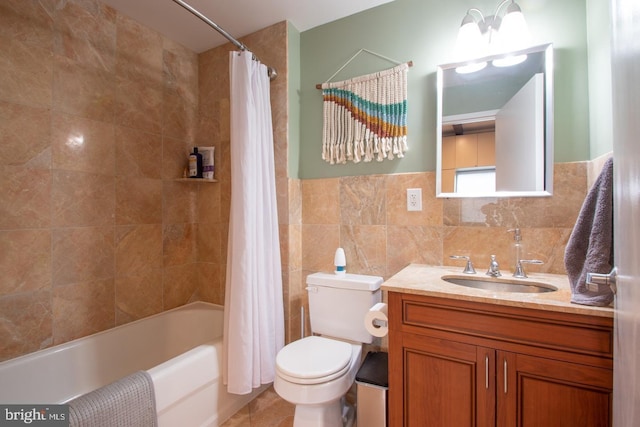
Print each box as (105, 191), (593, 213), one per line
(306, 272), (383, 344)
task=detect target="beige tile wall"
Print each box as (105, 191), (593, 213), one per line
(300, 162), (590, 300)
(0, 0), (294, 362)
(0, 0), (200, 361)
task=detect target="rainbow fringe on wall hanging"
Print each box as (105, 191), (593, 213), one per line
(320, 62), (409, 164)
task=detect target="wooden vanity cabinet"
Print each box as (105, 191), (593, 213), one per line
(388, 292), (614, 427)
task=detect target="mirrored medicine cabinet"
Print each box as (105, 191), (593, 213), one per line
(436, 44), (554, 198)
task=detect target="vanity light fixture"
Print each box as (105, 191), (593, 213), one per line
(454, 0), (532, 73)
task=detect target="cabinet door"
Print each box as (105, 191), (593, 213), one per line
(455, 134), (478, 168)
(476, 132), (495, 166)
(442, 136), (457, 169)
(395, 332), (494, 427)
(497, 351), (612, 427)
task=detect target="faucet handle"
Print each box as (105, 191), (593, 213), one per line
(486, 254), (502, 277)
(449, 255), (476, 274)
(513, 259), (544, 278)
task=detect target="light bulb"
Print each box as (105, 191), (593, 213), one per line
(496, 4), (531, 53)
(454, 14), (487, 61)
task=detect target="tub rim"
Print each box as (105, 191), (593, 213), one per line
(0, 301), (223, 367)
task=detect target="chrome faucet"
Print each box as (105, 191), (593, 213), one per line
(450, 255), (476, 274)
(513, 259), (544, 278)
(486, 255), (501, 277)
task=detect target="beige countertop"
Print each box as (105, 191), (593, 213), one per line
(382, 264), (614, 318)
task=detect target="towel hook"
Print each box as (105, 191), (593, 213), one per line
(586, 267), (618, 294)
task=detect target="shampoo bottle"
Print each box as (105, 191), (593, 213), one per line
(188, 147), (203, 178)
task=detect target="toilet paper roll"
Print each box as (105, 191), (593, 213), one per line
(364, 302), (388, 338)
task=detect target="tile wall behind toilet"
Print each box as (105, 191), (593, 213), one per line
(300, 162), (590, 289)
(297, 162), (594, 347)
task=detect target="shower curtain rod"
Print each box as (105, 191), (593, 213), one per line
(171, 0), (277, 81)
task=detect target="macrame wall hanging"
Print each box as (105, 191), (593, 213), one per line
(317, 49), (412, 165)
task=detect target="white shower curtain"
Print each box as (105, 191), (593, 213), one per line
(223, 51), (284, 395)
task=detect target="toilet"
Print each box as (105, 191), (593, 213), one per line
(274, 272), (383, 427)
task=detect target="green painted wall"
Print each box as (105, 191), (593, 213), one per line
(288, 23), (301, 178)
(298, 0), (592, 179)
(586, 0), (613, 158)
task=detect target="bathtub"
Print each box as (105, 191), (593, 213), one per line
(0, 301), (268, 426)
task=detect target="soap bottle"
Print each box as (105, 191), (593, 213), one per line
(508, 228), (524, 273)
(188, 147), (203, 178)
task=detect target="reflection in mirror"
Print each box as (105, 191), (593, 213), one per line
(436, 44), (554, 198)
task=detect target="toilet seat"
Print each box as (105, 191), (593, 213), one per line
(276, 336), (353, 385)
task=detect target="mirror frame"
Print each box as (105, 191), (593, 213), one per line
(436, 44), (554, 198)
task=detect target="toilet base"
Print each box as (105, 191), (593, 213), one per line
(293, 397), (355, 427)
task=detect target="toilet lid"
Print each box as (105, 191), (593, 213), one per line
(276, 336), (353, 385)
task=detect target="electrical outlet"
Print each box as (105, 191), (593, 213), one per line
(407, 188), (422, 211)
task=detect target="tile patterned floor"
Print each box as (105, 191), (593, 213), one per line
(220, 386), (359, 427)
(220, 386), (295, 427)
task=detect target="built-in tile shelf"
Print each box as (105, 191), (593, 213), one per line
(174, 178), (218, 183)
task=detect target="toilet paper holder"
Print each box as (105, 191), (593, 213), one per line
(365, 302), (389, 338)
(371, 318), (388, 328)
